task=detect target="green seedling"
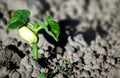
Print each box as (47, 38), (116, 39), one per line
(48, 71), (54, 78)
(39, 72), (45, 78)
(57, 66), (74, 77)
(66, 59), (72, 65)
(0, 60), (10, 68)
(7, 9), (60, 61)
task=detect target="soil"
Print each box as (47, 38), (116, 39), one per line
(0, 0), (120, 78)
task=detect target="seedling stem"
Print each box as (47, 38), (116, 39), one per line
(33, 43), (38, 60)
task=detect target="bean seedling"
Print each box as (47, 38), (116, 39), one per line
(7, 9), (60, 61)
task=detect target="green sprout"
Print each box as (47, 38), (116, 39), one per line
(39, 72), (45, 78)
(0, 60), (11, 68)
(66, 59), (72, 65)
(7, 9), (60, 61)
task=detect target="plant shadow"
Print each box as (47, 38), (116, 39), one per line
(38, 18), (80, 57)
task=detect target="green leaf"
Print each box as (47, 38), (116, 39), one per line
(38, 16), (60, 42)
(38, 21), (48, 32)
(46, 16), (60, 41)
(40, 72), (45, 78)
(38, 21), (58, 40)
(7, 9), (30, 30)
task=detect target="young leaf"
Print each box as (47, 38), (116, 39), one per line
(7, 9), (30, 30)
(38, 21), (48, 31)
(38, 21), (56, 39)
(38, 20), (60, 42)
(46, 16), (60, 41)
